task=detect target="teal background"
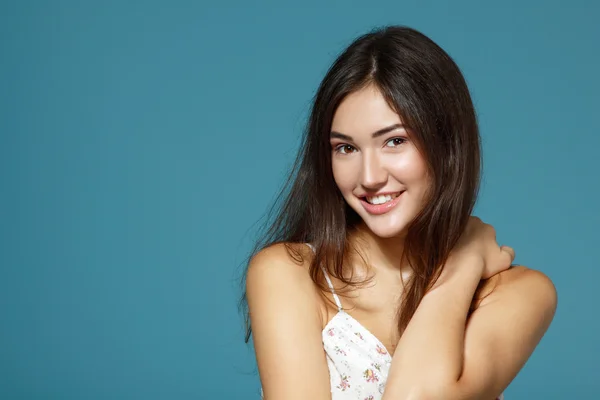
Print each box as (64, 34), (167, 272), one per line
(1, 1), (598, 398)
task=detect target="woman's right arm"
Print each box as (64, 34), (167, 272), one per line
(246, 243), (332, 400)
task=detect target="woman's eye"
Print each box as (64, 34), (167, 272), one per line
(335, 144), (355, 154)
(385, 137), (406, 148)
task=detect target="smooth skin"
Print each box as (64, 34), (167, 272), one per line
(247, 85), (557, 400)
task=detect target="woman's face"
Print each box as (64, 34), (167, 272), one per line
(330, 84), (431, 239)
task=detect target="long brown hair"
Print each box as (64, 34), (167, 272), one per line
(240, 26), (481, 342)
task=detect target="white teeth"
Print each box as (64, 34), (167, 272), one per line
(365, 193), (400, 205)
(376, 195), (389, 204)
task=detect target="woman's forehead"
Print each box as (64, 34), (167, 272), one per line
(331, 86), (404, 140)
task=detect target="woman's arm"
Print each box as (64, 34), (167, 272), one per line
(451, 266), (556, 398)
(382, 254), (485, 399)
(246, 243), (332, 400)
(382, 220), (557, 400)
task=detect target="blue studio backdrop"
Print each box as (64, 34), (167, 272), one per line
(1, 1), (598, 398)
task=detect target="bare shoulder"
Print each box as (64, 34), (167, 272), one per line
(246, 242), (322, 325)
(246, 242), (316, 294)
(475, 266), (558, 317)
(246, 242), (332, 399)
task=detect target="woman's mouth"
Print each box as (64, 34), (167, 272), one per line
(359, 191), (404, 215)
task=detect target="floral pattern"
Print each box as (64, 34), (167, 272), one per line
(322, 311), (393, 399)
(336, 375), (351, 391)
(364, 369), (379, 383)
(320, 310), (505, 400)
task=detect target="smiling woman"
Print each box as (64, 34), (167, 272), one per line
(241, 26), (556, 400)
(329, 87), (430, 236)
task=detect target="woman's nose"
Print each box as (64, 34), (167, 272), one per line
(360, 153), (387, 190)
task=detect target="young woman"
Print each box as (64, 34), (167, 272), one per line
(242, 26), (557, 399)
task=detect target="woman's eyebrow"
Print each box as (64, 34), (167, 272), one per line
(330, 123), (405, 140)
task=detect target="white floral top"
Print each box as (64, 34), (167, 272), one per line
(322, 308), (392, 399)
(320, 267), (505, 400)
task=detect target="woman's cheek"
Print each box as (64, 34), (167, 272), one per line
(332, 163), (356, 193)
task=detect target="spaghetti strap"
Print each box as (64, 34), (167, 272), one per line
(305, 243), (343, 311)
(322, 267), (343, 311)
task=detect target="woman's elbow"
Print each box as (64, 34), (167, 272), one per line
(384, 380), (460, 400)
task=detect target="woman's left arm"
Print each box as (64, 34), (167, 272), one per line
(383, 260), (557, 400)
(451, 265), (556, 398)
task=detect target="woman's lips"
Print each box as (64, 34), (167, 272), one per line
(359, 191), (404, 215)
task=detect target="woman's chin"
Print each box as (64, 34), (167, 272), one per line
(362, 218), (408, 239)
(348, 202), (412, 239)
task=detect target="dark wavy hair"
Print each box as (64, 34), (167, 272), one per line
(240, 25), (481, 342)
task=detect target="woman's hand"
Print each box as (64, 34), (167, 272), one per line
(450, 216), (515, 279)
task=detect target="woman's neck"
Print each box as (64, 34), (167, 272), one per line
(350, 222), (411, 274)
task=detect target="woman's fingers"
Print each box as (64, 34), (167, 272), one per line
(500, 245), (516, 265)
